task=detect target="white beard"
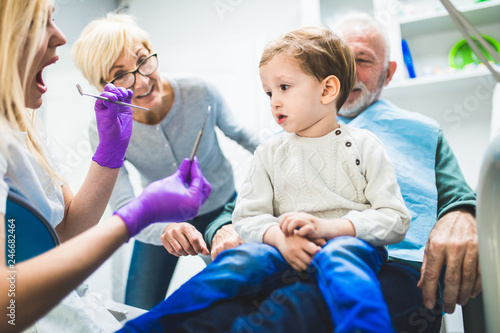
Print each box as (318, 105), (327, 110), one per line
(339, 71), (387, 118)
(339, 81), (378, 118)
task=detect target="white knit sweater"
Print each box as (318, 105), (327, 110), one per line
(233, 124), (410, 247)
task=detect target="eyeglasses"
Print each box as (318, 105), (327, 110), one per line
(102, 53), (158, 89)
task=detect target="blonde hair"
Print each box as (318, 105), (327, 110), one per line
(0, 0), (61, 183)
(260, 26), (356, 110)
(72, 13), (154, 91)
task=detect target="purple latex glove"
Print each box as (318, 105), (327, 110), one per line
(115, 157), (212, 238)
(92, 83), (134, 168)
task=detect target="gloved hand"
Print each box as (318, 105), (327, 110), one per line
(92, 83), (134, 168)
(115, 157), (212, 238)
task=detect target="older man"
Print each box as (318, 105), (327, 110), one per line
(338, 12), (479, 314)
(149, 13), (478, 333)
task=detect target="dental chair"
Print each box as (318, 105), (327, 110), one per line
(3, 192), (147, 326)
(4, 191), (59, 264)
(475, 113), (500, 333)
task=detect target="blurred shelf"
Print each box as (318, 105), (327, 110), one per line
(399, 1), (500, 38)
(385, 65), (499, 94)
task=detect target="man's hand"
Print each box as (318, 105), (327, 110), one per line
(418, 209), (481, 313)
(210, 224), (244, 260)
(161, 222), (209, 256)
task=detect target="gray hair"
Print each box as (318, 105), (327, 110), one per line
(335, 13), (391, 65)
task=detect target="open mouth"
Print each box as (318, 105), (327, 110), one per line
(137, 85), (154, 98)
(36, 56), (59, 93)
(35, 68), (47, 94)
(36, 69), (45, 87)
(276, 114), (288, 125)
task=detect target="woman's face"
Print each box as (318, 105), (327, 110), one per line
(24, 2), (67, 109)
(106, 44), (163, 110)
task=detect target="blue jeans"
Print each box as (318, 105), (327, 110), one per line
(119, 237), (392, 332)
(125, 194), (235, 310)
(380, 259), (442, 332)
(227, 260), (442, 333)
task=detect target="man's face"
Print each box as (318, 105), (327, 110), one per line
(338, 27), (388, 118)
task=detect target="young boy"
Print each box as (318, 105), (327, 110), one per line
(119, 27), (410, 333)
(232, 26), (410, 332)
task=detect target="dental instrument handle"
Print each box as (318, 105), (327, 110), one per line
(82, 91), (150, 111)
(189, 106), (211, 162)
(189, 129), (205, 162)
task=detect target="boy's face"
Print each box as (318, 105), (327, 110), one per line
(259, 53), (337, 137)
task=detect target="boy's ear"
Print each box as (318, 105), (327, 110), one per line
(321, 75), (340, 105)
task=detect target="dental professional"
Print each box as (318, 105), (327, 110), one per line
(0, 1), (211, 332)
(72, 13), (260, 310)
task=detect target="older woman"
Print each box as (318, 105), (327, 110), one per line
(72, 13), (260, 310)
(0, 1), (210, 332)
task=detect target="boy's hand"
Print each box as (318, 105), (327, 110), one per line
(277, 233), (321, 271)
(280, 212), (327, 239)
(311, 238), (327, 247)
(280, 212), (355, 241)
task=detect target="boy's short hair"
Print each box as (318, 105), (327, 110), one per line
(72, 13), (154, 90)
(260, 27), (356, 110)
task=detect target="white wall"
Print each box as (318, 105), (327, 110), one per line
(126, 0), (303, 156)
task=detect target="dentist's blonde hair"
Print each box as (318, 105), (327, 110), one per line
(72, 13), (154, 91)
(0, 0), (61, 182)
